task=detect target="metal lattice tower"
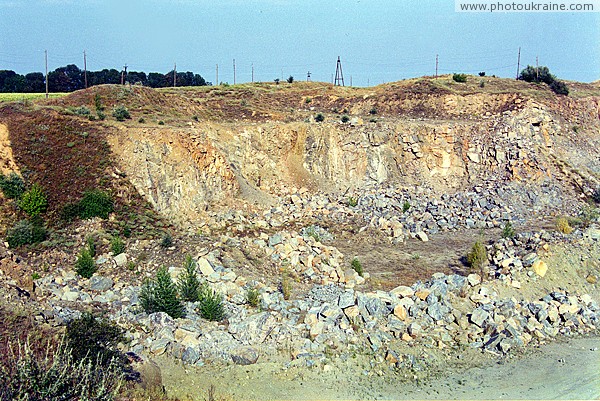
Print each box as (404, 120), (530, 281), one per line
(334, 56), (344, 86)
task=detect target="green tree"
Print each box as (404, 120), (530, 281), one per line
(140, 266), (185, 318)
(18, 184), (48, 217)
(177, 256), (200, 302)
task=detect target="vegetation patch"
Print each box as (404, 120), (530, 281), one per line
(140, 266), (185, 319)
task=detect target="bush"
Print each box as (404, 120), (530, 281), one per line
(246, 287), (260, 307)
(593, 187), (600, 204)
(0, 339), (123, 401)
(347, 196), (358, 207)
(452, 73), (467, 83)
(341, 115), (350, 123)
(402, 200), (411, 213)
(351, 257), (364, 277)
(198, 283), (225, 321)
(369, 107), (377, 115)
(75, 248), (97, 278)
(315, 113), (324, 122)
(556, 216), (573, 234)
(287, 76), (294, 84)
(86, 235), (96, 257)
(112, 105), (131, 121)
(478, 71), (486, 77)
(160, 233), (173, 248)
(110, 235), (125, 256)
(140, 266), (185, 318)
(65, 312), (127, 369)
(0, 172), (25, 199)
(79, 189), (114, 219)
(18, 184), (47, 217)
(71, 106), (91, 116)
(177, 256), (200, 302)
(467, 241), (488, 273)
(501, 221), (516, 239)
(549, 80), (569, 95)
(6, 219), (47, 248)
(280, 268), (292, 300)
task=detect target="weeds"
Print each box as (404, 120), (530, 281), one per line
(402, 200), (411, 213)
(348, 196), (358, 207)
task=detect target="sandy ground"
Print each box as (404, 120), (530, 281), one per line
(159, 336), (600, 400)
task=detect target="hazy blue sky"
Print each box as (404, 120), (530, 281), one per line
(0, 0), (598, 85)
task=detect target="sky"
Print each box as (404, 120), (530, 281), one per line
(0, 0), (598, 86)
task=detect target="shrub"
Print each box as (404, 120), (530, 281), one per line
(198, 283), (225, 321)
(305, 97), (312, 104)
(110, 235), (125, 256)
(0, 339), (123, 401)
(79, 189), (114, 219)
(549, 80), (569, 95)
(593, 187), (600, 204)
(65, 312), (127, 369)
(61, 202), (82, 221)
(303, 225), (321, 242)
(6, 219), (47, 248)
(478, 71), (486, 77)
(579, 205), (599, 226)
(347, 196), (358, 207)
(140, 266), (185, 318)
(86, 235), (96, 257)
(315, 113), (324, 122)
(501, 221), (516, 239)
(351, 257), (364, 277)
(467, 241), (488, 273)
(452, 73), (467, 83)
(479, 80), (485, 88)
(556, 216), (573, 234)
(72, 106), (91, 116)
(160, 233), (173, 248)
(287, 76), (294, 84)
(280, 268), (292, 300)
(0, 172), (25, 199)
(112, 105), (131, 121)
(97, 110), (106, 120)
(138, 117), (145, 123)
(158, 120), (165, 125)
(177, 256), (200, 302)
(341, 115), (350, 123)
(18, 184), (47, 217)
(274, 78), (280, 85)
(246, 287), (260, 307)
(402, 200), (411, 213)
(369, 107), (377, 115)
(75, 248), (97, 278)
(94, 93), (104, 111)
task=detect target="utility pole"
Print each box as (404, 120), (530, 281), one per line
(121, 64), (127, 85)
(350, 75), (352, 87)
(83, 50), (88, 89)
(334, 56), (344, 86)
(233, 59), (236, 85)
(536, 56), (539, 81)
(216, 64), (218, 85)
(251, 63), (254, 83)
(435, 54), (439, 79)
(45, 50), (48, 98)
(173, 63), (177, 87)
(516, 47), (521, 80)
(307, 71), (311, 82)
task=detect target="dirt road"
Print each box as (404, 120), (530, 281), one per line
(161, 336), (600, 400)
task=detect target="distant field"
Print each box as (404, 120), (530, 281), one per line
(0, 93), (67, 103)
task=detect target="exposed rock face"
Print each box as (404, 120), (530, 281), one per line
(106, 96), (599, 225)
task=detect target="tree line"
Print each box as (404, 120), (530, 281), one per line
(0, 64), (210, 93)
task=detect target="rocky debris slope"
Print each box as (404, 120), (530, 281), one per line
(1, 221), (598, 377)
